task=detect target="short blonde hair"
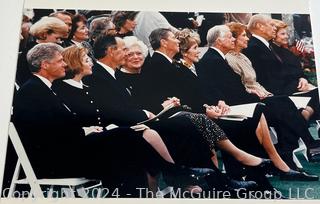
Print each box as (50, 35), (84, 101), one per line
(62, 45), (88, 76)
(29, 16), (68, 40)
(272, 19), (287, 32)
(175, 28), (200, 54)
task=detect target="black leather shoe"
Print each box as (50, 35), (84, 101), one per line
(227, 179), (258, 190)
(280, 169), (319, 181)
(308, 148), (320, 162)
(163, 166), (214, 188)
(248, 158), (273, 174)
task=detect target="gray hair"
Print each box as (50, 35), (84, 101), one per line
(247, 14), (271, 33)
(26, 43), (63, 73)
(206, 25), (230, 47)
(123, 36), (148, 57)
(149, 28), (172, 50)
(89, 16), (114, 40)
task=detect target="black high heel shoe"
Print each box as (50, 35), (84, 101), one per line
(252, 158), (273, 174)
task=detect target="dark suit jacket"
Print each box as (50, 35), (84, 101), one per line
(83, 62), (148, 125)
(197, 48), (258, 105)
(12, 75), (86, 178)
(138, 52), (184, 113)
(243, 37), (289, 95)
(270, 43), (305, 94)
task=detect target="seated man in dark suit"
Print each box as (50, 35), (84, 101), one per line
(83, 35), (262, 192)
(11, 42), (215, 196)
(196, 24), (319, 178)
(242, 14), (320, 161)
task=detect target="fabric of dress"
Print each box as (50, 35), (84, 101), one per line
(117, 69), (228, 151)
(226, 51), (272, 97)
(180, 112), (228, 150)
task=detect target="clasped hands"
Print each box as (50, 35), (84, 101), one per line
(161, 96), (181, 109)
(204, 100), (230, 119)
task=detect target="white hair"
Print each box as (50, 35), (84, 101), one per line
(247, 14), (271, 32)
(206, 25), (230, 46)
(123, 36), (149, 57)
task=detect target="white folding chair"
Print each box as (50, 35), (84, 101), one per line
(7, 122), (102, 198)
(269, 126), (308, 169)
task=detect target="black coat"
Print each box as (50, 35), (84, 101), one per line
(12, 75), (86, 178)
(243, 37), (289, 95)
(84, 61), (216, 169)
(83, 62), (149, 125)
(12, 75), (172, 186)
(197, 48), (259, 105)
(52, 80), (111, 127)
(270, 43), (305, 94)
(138, 52), (184, 113)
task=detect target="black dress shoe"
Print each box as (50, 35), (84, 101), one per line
(280, 169), (319, 181)
(227, 179), (258, 190)
(308, 148), (320, 162)
(163, 166), (214, 188)
(247, 158), (273, 174)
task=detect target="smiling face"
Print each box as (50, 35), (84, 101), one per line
(274, 28), (289, 46)
(184, 40), (200, 64)
(125, 44), (145, 72)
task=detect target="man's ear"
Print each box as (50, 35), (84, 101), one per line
(106, 46), (113, 57)
(40, 61), (48, 70)
(256, 22), (263, 31)
(160, 38), (167, 48)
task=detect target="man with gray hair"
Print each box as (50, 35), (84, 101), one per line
(13, 42), (189, 194)
(243, 14), (320, 165)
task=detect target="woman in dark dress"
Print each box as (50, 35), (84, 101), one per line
(116, 36), (280, 176)
(271, 19), (319, 121)
(175, 28), (320, 181)
(56, 44), (275, 170)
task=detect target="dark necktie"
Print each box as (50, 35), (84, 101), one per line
(269, 44), (283, 63)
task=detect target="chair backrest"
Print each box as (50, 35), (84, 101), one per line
(8, 122), (44, 197)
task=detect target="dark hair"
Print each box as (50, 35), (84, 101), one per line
(112, 11), (138, 31)
(149, 28), (172, 50)
(93, 35), (118, 59)
(68, 14), (88, 40)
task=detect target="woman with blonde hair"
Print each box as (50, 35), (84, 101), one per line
(271, 19), (319, 122)
(29, 16), (68, 45)
(224, 22), (320, 177)
(16, 16), (69, 87)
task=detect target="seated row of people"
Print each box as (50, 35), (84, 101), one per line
(11, 13), (320, 197)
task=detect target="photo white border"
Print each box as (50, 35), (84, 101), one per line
(1, 0), (319, 203)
